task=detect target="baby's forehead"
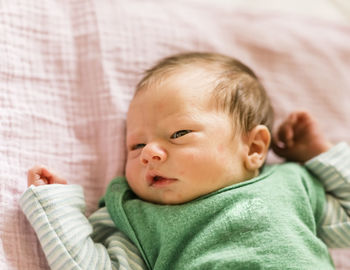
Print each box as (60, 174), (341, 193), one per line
(129, 68), (221, 115)
(138, 70), (217, 107)
(166, 63), (219, 82)
(140, 61), (218, 88)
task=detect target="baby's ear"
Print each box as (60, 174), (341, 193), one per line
(243, 125), (271, 171)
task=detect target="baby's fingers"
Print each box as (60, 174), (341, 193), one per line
(28, 166), (44, 186)
(271, 140), (293, 160)
(276, 125), (293, 148)
(275, 114), (297, 148)
(41, 167), (67, 184)
(27, 165), (67, 186)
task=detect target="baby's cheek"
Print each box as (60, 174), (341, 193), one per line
(213, 145), (235, 171)
(177, 151), (199, 175)
(217, 143), (226, 154)
(214, 144), (228, 164)
(125, 160), (139, 181)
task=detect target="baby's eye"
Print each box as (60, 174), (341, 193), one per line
(170, 130), (192, 139)
(131, 143), (146, 151)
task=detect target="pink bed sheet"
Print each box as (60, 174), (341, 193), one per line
(1, 0), (349, 269)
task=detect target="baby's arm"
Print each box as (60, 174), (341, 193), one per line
(305, 142), (350, 247)
(21, 167), (146, 270)
(273, 111), (350, 247)
(272, 111), (333, 162)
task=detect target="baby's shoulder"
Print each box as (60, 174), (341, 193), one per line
(263, 162), (307, 176)
(263, 162), (319, 187)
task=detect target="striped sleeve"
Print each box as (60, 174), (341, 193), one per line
(19, 184), (147, 270)
(305, 142), (350, 248)
(89, 208), (147, 270)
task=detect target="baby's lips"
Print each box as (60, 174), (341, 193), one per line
(146, 170), (173, 186)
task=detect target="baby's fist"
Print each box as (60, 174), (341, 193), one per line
(27, 165), (67, 187)
(272, 111), (332, 163)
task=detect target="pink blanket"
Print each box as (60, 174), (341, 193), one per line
(1, 1), (349, 269)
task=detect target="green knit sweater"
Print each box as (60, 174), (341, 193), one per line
(101, 163), (334, 269)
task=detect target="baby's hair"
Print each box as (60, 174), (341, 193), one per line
(136, 52), (274, 134)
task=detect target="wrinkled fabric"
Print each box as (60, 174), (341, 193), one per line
(2, 0), (350, 269)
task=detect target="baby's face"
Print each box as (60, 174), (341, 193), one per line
(125, 71), (250, 204)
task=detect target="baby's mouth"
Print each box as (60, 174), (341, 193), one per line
(153, 176), (162, 182)
(146, 172), (177, 187)
(152, 176), (177, 187)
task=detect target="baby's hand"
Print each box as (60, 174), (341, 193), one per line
(272, 111), (333, 163)
(27, 165), (67, 187)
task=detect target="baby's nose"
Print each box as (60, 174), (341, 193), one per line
(140, 143), (167, 165)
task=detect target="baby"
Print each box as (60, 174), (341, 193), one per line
(22, 53), (350, 270)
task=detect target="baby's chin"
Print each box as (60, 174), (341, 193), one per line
(141, 196), (186, 205)
(137, 192), (197, 206)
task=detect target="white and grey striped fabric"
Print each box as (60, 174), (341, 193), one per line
(19, 185), (146, 270)
(20, 143), (350, 269)
(306, 142), (350, 248)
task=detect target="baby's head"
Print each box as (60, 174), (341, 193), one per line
(125, 52), (273, 205)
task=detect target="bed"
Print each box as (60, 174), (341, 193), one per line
(1, 0), (349, 269)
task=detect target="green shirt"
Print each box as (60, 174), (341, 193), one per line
(102, 163), (334, 269)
